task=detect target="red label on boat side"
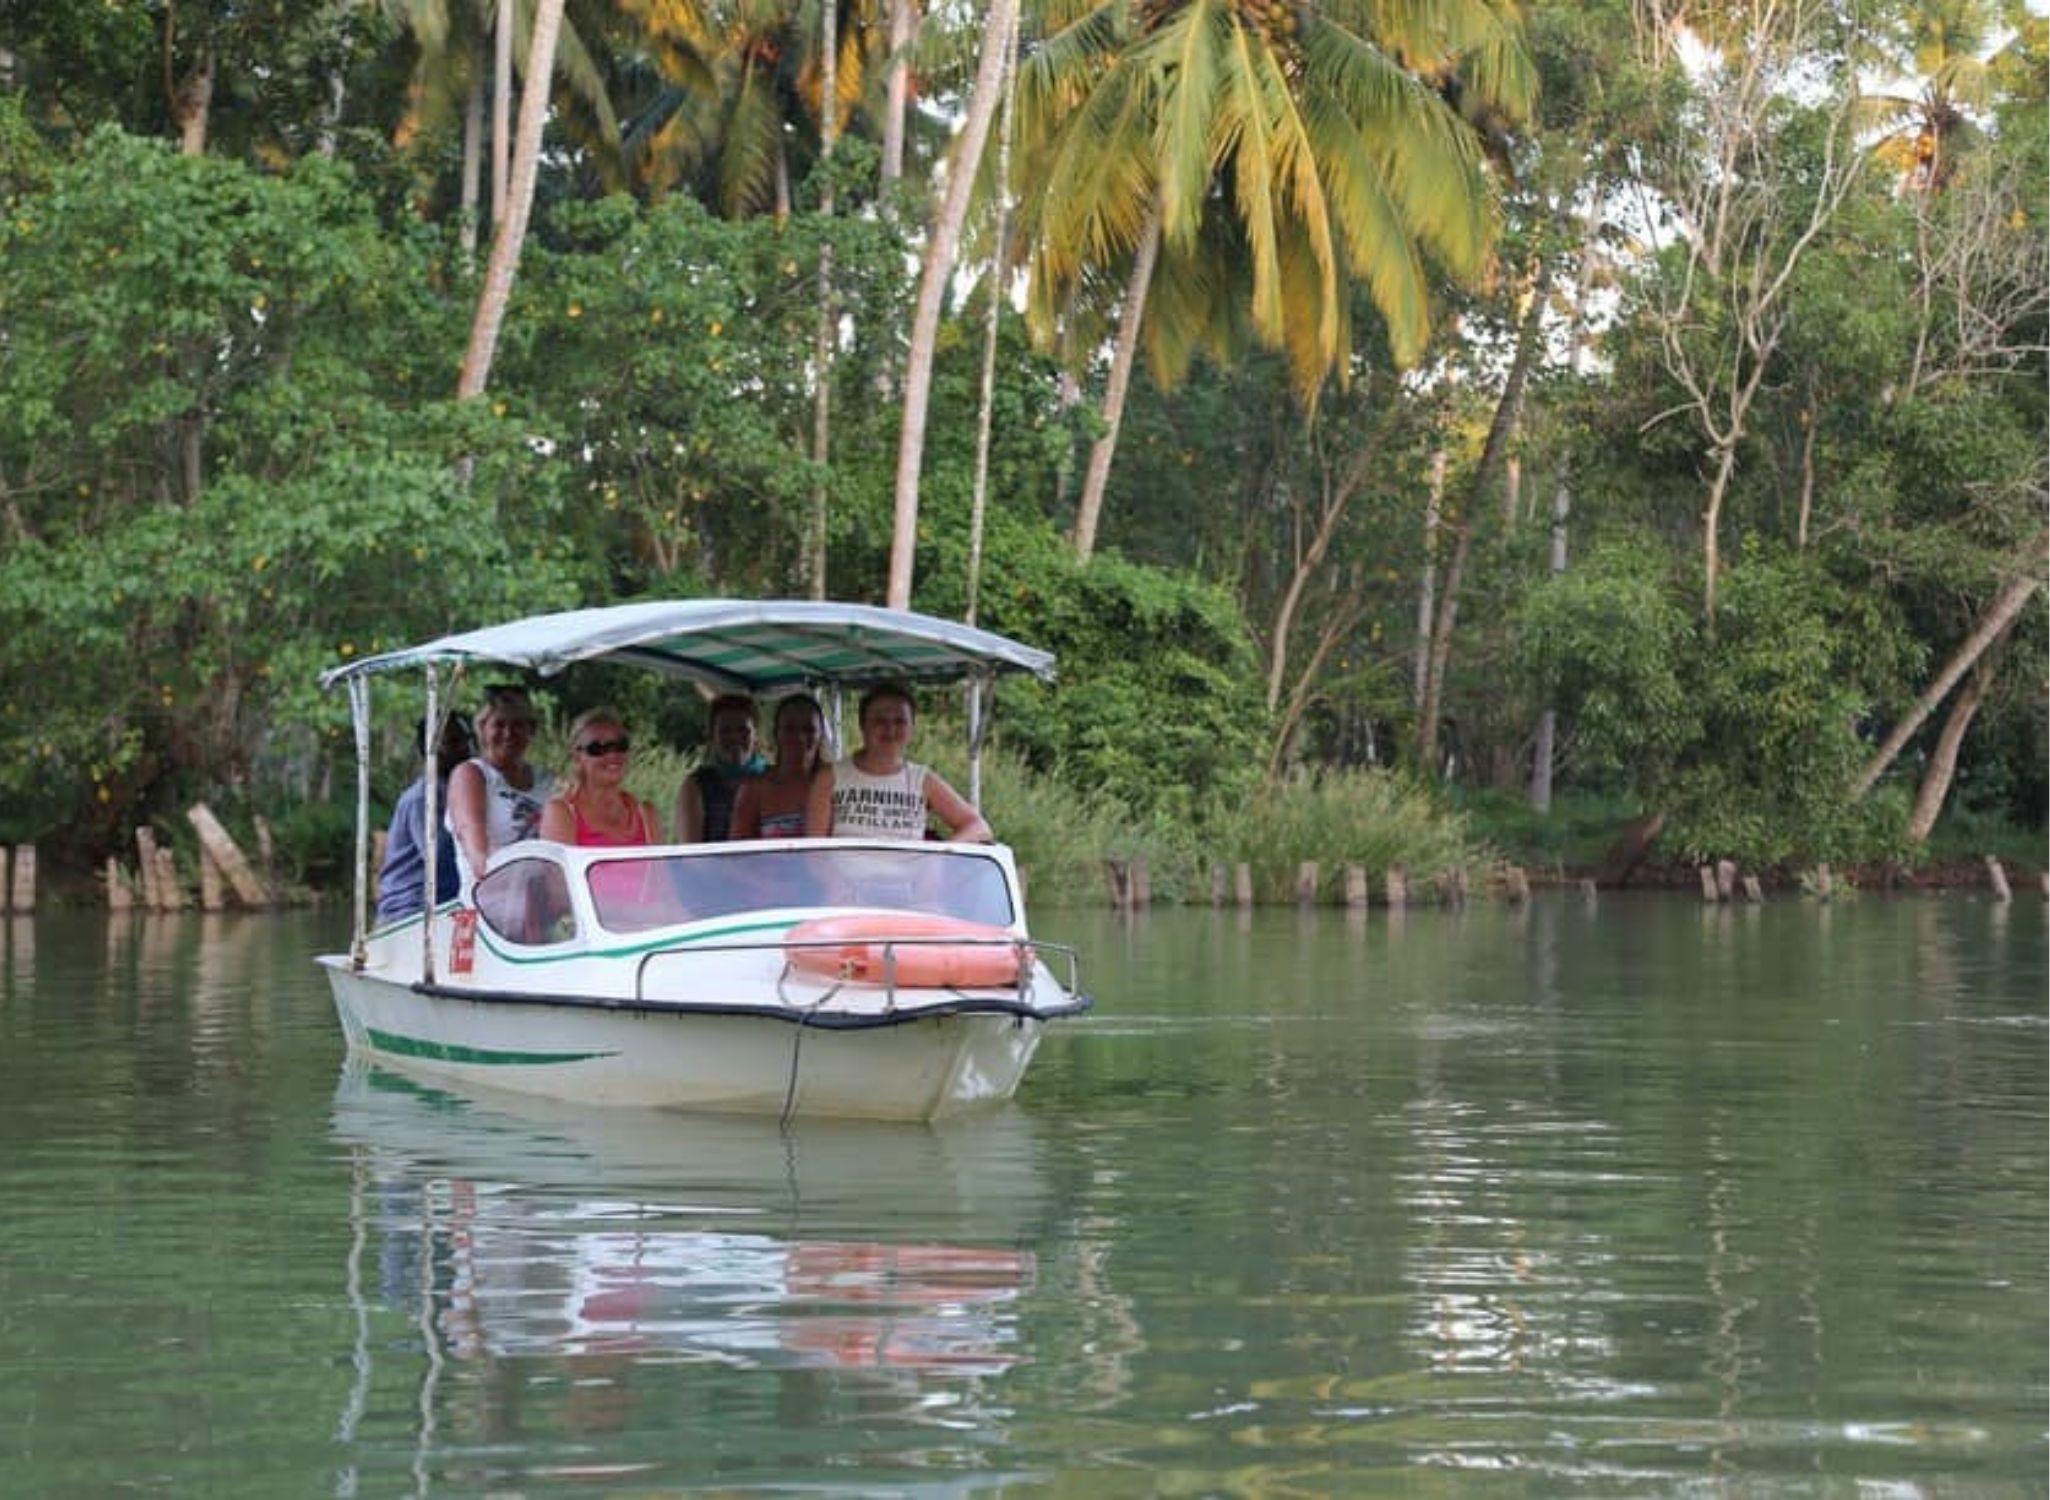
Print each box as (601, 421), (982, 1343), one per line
(449, 909), (477, 974)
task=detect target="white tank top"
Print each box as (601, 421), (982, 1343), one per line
(447, 757), (554, 882)
(829, 759), (929, 840)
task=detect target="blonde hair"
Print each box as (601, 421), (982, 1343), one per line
(563, 706), (628, 793)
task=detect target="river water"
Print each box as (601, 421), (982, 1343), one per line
(0, 894), (2042, 1495)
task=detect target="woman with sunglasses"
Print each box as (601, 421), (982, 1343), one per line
(447, 683), (554, 886)
(539, 708), (661, 848)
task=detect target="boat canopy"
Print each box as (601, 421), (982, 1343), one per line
(322, 599), (1056, 694)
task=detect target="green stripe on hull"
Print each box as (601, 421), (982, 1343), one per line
(365, 1027), (616, 1066)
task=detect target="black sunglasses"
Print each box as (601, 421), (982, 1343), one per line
(577, 737), (631, 757)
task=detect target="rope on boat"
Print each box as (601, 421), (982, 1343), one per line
(776, 961), (842, 1128)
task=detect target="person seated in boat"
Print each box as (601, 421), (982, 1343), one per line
(446, 683), (554, 887)
(376, 711), (474, 923)
(730, 693), (828, 840)
(541, 708), (664, 926)
(677, 693), (765, 842)
(805, 683), (993, 843)
(540, 708), (662, 848)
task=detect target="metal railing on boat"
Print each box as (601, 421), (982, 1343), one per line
(631, 934), (1084, 1016)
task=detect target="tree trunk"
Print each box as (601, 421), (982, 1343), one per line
(1267, 440), (1372, 713)
(1412, 448), (1445, 708)
(173, 52), (213, 156)
(1528, 472), (1572, 810)
(461, 65), (485, 261)
(1906, 656), (1994, 843)
(805, 0), (840, 599)
(966, 0), (1021, 625)
(1416, 520), (1472, 774)
(1700, 431), (1738, 629)
(881, 0), (916, 187)
(493, 0), (513, 228)
(457, 0), (566, 401)
(885, 0), (1019, 609)
(1415, 264), (1549, 770)
(1851, 551), (2043, 798)
(1596, 809), (1667, 887)
(1071, 201), (1162, 564)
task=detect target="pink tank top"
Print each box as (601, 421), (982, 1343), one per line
(570, 796), (653, 847)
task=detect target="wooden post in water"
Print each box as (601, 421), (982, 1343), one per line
(1715, 860), (1737, 901)
(1698, 865), (1719, 902)
(1102, 859), (1130, 910)
(1130, 859), (1151, 909)
(1741, 874), (1764, 903)
(1437, 868), (1467, 908)
(197, 848), (225, 912)
(1502, 865), (1530, 905)
(1985, 855), (2012, 903)
(1813, 863), (1834, 900)
(153, 844), (185, 910)
(136, 829), (164, 910)
(1295, 861), (1319, 906)
(188, 804), (270, 907)
(1342, 864), (1368, 909)
(106, 858), (133, 912)
(1385, 866), (1408, 909)
(1234, 863), (1254, 909)
(1210, 862), (1227, 907)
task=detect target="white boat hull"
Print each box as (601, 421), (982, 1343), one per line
(322, 957), (1046, 1121)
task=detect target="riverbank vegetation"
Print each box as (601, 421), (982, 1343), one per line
(0, 0), (2041, 902)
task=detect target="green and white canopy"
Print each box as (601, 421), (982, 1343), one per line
(323, 599), (1056, 694)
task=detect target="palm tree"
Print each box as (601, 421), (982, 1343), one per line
(384, 0), (622, 244)
(621, 0), (882, 216)
(1857, 0), (1998, 194)
(1015, 0), (1533, 560)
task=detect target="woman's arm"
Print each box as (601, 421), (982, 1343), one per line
(803, 766), (836, 837)
(729, 782), (761, 840)
(676, 773), (705, 843)
(446, 761), (491, 875)
(632, 794), (662, 845)
(925, 772), (993, 844)
(537, 795), (576, 845)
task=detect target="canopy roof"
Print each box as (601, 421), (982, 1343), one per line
(321, 599), (1055, 695)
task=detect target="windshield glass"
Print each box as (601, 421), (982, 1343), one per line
(584, 846), (1015, 934)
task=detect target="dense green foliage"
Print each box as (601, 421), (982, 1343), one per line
(0, 0), (2041, 891)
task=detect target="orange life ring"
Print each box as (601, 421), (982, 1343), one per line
(786, 914), (1025, 988)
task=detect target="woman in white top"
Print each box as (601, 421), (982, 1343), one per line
(445, 684), (555, 885)
(805, 683), (992, 842)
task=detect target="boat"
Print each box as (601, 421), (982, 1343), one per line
(317, 599), (1093, 1122)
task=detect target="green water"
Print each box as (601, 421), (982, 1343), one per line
(0, 896), (2042, 1494)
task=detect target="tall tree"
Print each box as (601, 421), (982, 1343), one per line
(1634, 0), (1869, 628)
(1016, 0), (1533, 562)
(886, 0), (1020, 608)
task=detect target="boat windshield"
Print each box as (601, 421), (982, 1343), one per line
(584, 845), (1016, 934)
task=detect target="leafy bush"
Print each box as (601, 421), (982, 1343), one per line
(1209, 769), (1485, 903)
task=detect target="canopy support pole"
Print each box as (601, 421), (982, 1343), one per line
(967, 672), (991, 808)
(348, 675), (372, 970)
(421, 664), (441, 984)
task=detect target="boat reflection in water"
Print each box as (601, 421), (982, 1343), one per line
(329, 1060), (1051, 1474)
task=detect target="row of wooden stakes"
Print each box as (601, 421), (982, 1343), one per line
(104, 804), (277, 912)
(1699, 856), (2037, 902)
(1103, 860), (1566, 910)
